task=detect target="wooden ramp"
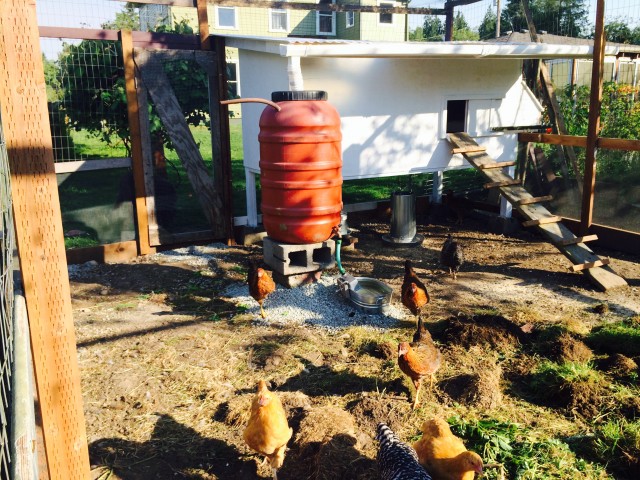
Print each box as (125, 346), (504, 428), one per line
(447, 132), (627, 292)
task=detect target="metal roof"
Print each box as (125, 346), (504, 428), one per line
(223, 34), (619, 59)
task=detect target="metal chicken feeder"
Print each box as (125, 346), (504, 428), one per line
(381, 190), (424, 247)
(337, 273), (393, 315)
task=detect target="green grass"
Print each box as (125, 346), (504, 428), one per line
(448, 416), (609, 479)
(531, 360), (603, 390)
(59, 122), (487, 246)
(587, 318), (640, 356)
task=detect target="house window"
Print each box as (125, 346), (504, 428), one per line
(215, 6), (237, 29)
(379, 2), (393, 25)
(346, 11), (355, 28)
(226, 62), (239, 99)
(446, 100), (467, 133)
(270, 7), (289, 32)
(317, 0), (336, 35)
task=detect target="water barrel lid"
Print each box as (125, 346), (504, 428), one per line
(271, 90), (327, 102)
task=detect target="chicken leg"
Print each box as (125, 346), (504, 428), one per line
(413, 379), (422, 410)
(272, 467), (278, 480)
(259, 302), (266, 319)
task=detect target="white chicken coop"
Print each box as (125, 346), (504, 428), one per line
(222, 35), (616, 226)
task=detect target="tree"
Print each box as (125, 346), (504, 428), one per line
(57, 18), (208, 155)
(602, 19), (633, 44)
(101, 2), (140, 30)
(409, 26), (424, 41)
(501, 0), (588, 38)
(452, 12), (479, 41)
(478, 7), (497, 40)
(422, 15), (444, 41)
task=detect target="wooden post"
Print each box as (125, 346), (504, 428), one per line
(120, 30), (153, 255)
(196, 0), (211, 50)
(444, 5), (454, 41)
(581, 0), (606, 235)
(0, 1), (90, 478)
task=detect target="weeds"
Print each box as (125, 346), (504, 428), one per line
(587, 319), (640, 356)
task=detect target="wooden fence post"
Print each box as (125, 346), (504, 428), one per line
(120, 30), (153, 255)
(0, 1), (90, 477)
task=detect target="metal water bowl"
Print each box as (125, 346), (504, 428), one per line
(337, 273), (393, 315)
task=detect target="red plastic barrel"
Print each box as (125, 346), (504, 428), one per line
(259, 91), (343, 244)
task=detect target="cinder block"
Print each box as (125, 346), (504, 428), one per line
(273, 270), (322, 288)
(263, 237), (335, 275)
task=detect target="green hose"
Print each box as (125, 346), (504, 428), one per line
(335, 237), (346, 275)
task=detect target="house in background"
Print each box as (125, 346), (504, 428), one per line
(139, 1), (406, 116)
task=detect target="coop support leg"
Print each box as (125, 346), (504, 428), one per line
(499, 165), (515, 218)
(431, 170), (443, 204)
(246, 168), (259, 227)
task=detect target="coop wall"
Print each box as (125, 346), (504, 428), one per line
(238, 54), (542, 180)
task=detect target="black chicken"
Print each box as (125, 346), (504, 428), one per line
(440, 234), (464, 280)
(376, 422), (432, 480)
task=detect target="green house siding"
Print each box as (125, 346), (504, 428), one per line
(337, 11), (360, 40)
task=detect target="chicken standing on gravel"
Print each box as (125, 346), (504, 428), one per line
(401, 259), (430, 322)
(376, 422), (432, 480)
(440, 234), (464, 280)
(398, 317), (442, 409)
(248, 260), (276, 319)
(243, 380), (293, 480)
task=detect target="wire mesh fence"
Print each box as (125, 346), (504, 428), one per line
(34, 0), (640, 239)
(0, 111), (15, 480)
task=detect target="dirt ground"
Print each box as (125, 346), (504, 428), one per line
(72, 208), (640, 480)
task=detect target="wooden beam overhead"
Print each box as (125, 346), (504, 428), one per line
(518, 132), (640, 152)
(209, 0), (445, 15)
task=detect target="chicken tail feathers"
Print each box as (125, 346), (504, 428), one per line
(376, 423), (432, 480)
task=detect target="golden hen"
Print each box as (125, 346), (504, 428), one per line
(413, 418), (483, 480)
(401, 260), (430, 321)
(398, 317), (442, 409)
(243, 380), (293, 480)
(248, 260), (276, 319)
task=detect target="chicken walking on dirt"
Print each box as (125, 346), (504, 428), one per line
(243, 380), (293, 480)
(413, 418), (483, 480)
(440, 234), (464, 280)
(248, 260), (276, 319)
(398, 316), (442, 409)
(401, 259), (430, 322)
(376, 422), (432, 480)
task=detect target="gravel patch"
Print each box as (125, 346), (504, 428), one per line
(149, 243), (232, 267)
(223, 273), (409, 331)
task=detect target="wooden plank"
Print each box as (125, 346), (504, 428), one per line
(518, 132), (588, 147)
(121, 30), (152, 256)
(0, 1), (91, 478)
(197, 0), (210, 49)
(522, 216), (562, 227)
(451, 146), (486, 154)
(209, 36), (236, 244)
(134, 48), (224, 234)
(484, 179), (520, 189)
(477, 161), (516, 169)
(570, 258), (610, 272)
(516, 195), (553, 205)
(134, 65), (160, 247)
(66, 241), (139, 265)
(558, 234), (599, 246)
(518, 133), (640, 152)
(209, 0), (445, 15)
(54, 158), (131, 173)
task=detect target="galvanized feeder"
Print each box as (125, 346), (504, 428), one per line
(382, 190), (424, 247)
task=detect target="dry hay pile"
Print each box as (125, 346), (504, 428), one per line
(441, 313), (526, 353)
(441, 358), (503, 410)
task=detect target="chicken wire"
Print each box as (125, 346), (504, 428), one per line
(0, 111), (15, 480)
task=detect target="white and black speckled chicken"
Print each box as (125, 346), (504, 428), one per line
(376, 423), (432, 480)
(440, 234), (464, 280)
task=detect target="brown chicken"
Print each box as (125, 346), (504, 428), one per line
(401, 260), (430, 321)
(243, 380), (293, 480)
(248, 260), (276, 319)
(398, 317), (442, 409)
(413, 418), (483, 480)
